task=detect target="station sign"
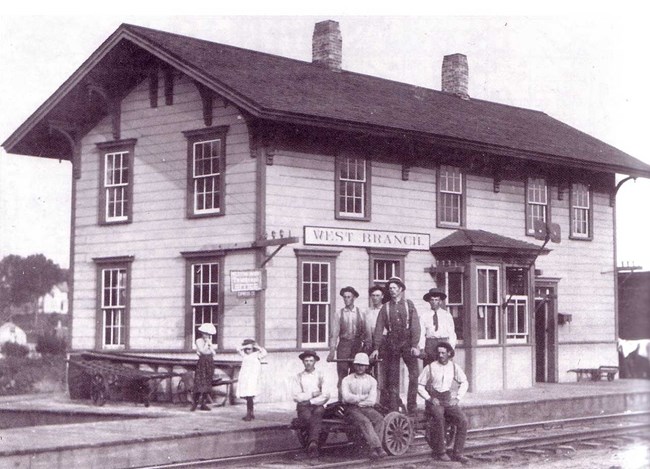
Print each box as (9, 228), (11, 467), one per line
(230, 269), (264, 292)
(304, 226), (430, 251)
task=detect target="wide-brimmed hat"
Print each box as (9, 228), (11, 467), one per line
(241, 338), (256, 348)
(386, 276), (406, 291)
(352, 352), (370, 366)
(436, 341), (455, 357)
(198, 323), (216, 335)
(339, 286), (359, 298)
(298, 350), (320, 361)
(369, 285), (390, 304)
(423, 288), (447, 302)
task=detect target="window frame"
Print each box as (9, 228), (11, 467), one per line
(505, 295), (529, 343)
(97, 139), (137, 225)
(182, 250), (224, 350)
(93, 256), (134, 350)
(335, 156), (371, 221)
(295, 249), (340, 348)
(368, 248), (406, 289)
(183, 126), (229, 219)
(476, 265), (500, 345)
(438, 271), (465, 344)
(525, 177), (550, 236)
(437, 164), (466, 228)
(569, 182), (593, 240)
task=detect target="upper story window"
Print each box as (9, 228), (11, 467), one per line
(526, 177), (549, 236)
(183, 126), (228, 218)
(477, 266), (499, 344)
(437, 165), (464, 228)
(336, 156), (370, 220)
(97, 139), (136, 225)
(570, 183), (592, 240)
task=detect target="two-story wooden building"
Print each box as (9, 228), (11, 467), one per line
(4, 21), (650, 402)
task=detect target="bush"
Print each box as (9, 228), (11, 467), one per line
(0, 355), (66, 395)
(1, 342), (29, 358)
(36, 335), (67, 356)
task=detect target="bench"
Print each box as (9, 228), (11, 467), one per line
(568, 366), (618, 382)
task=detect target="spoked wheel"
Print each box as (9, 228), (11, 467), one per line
(90, 373), (107, 406)
(174, 375), (193, 404)
(382, 411), (413, 455)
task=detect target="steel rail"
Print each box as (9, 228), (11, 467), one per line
(137, 410), (650, 469)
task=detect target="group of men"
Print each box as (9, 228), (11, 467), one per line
(291, 276), (469, 463)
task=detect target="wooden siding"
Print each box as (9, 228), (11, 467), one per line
(71, 72), (256, 350)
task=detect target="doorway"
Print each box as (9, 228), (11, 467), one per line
(534, 283), (558, 382)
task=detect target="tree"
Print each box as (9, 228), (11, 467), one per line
(0, 254), (67, 319)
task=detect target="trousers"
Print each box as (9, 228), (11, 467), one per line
(383, 344), (419, 412)
(426, 404), (468, 456)
(296, 404), (325, 445)
(345, 405), (384, 449)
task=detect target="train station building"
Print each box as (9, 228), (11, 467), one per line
(4, 20), (650, 403)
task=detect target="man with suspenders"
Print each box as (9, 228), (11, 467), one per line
(370, 277), (421, 415)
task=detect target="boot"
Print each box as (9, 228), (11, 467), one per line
(242, 409), (253, 421)
(190, 393), (199, 411)
(242, 397), (255, 420)
(199, 394), (211, 411)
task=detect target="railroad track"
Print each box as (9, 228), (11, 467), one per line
(140, 410), (650, 469)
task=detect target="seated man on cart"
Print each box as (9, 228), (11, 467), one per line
(341, 352), (387, 460)
(292, 350), (330, 459)
(417, 341), (469, 464)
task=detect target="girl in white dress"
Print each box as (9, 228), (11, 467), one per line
(236, 338), (267, 421)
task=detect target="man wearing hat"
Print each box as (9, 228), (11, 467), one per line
(418, 342), (469, 464)
(341, 352), (387, 460)
(420, 289), (458, 367)
(370, 277), (421, 414)
(328, 286), (364, 399)
(292, 350), (330, 459)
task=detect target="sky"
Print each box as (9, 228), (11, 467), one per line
(1, 5), (649, 270)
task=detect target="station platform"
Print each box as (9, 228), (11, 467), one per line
(0, 379), (648, 468)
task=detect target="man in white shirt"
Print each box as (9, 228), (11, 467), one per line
(417, 342), (469, 464)
(292, 350), (330, 459)
(341, 352), (387, 460)
(363, 286), (388, 406)
(420, 289), (457, 367)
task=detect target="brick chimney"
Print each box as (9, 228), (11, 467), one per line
(312, 20), (342, 71)
(441, 53), (469, 99)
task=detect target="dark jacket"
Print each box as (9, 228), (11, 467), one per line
(373, 297), (420, 350)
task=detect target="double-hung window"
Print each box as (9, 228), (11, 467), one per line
(94, 256), (133, 349)
(336, 156), (370, 220)
(570, 183), (592, 240)
(505, 267), (528, 343)
(296, 250), (339, 347)
(97, 140), (136, 225)
(477, 266), (499, 344)
(437, 165), (464, 227)
(183, 126), (228, 218)
(526, 178), (549, 235)
(183, 252), (222, 349)
(439, 271), (464, 342)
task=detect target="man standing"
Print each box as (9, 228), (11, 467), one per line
(364, 285), (387, 405)
(420, 289), (457, 366)
(292, 350), (330, 459)
(328, 286), (364, 399)
(341, 352), (387, 460)
(418, 342), (469, 464)
(370, 277), (421, 414)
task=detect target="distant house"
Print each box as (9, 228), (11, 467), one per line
(0, 322), (27, 347)
(38, 282), (69, 315)
(618, 271), (650, 340)
(4, 21), (650, 400)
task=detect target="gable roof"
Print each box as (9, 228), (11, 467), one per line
(430, 229), (550, 257)
(4, 23), (650, 178)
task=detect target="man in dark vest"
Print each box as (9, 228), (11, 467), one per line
(370, 277), (421, 414)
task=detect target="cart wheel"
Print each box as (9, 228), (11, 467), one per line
(382, 411), (413, 456)
(90, 374), (107, 406)
(174, 377), (192, 404)
(591, 372), (600, 381)
(210, 385), (229, 407)
(607, 373), (615, 381)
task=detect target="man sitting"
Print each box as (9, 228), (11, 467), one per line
(417, 342), (469, 464)
(291, 350), (330, 459)
(341, 352), (387, 460)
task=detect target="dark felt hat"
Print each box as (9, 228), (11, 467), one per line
(436, 341), (455, 357)
(241, 338), (256, 347)
(386, 276), (406, 291)
(298, 350), (320, 361)
(339, 286), (360, 298)
(423, 288), (447, 302)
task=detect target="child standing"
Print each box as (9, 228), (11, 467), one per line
(192, 323), (217, 411)
(236, 339), (267, 421)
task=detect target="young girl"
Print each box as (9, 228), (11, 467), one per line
(236, 339), (267, 421)
(192, 323), (217, 411)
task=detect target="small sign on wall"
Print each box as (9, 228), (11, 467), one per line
(230, 269), (264, 292)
